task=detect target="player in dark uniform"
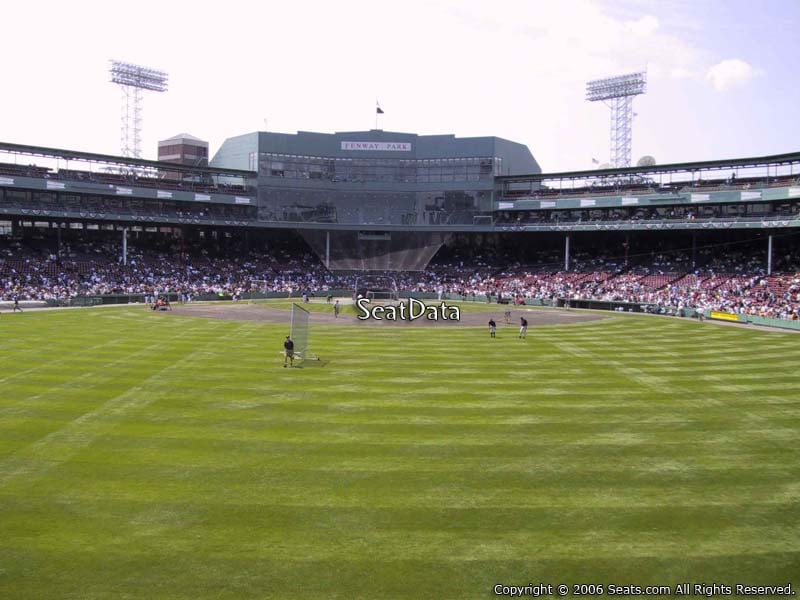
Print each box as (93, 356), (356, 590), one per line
(519, 316), (528, 339)
(13, 296), (23, 313)
(283, 336), (295, 368)
(488, 318), (497, 338)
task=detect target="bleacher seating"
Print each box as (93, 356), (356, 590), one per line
(1, 232), (799, 320)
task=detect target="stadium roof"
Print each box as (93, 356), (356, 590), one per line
(0, 141), (253, 177)
(159, 133), (207, 144)
(499, 150), (800, 182)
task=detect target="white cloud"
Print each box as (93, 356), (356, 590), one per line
(670, 67), (693, 79)
(626, 15), (660, 36)
(706, 59), (757, 91)
(0, 0), (715, 170)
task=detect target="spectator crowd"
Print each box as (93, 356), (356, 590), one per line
(1, 234), (799, 320)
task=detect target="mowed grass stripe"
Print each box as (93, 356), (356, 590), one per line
(0, 306), (798, 599)
(0, 319), (254, 485)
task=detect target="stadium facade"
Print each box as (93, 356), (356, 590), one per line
(210, 129), (540, 269)
(1, 130), (799, 274)
(211, 129), (540, 225)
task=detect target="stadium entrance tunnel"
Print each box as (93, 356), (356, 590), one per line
(300, 230), (451, 271)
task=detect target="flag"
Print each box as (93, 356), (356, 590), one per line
(376, 106), (384, 114)
(591, 158), (599, 164)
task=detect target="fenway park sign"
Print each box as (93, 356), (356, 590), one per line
(341, 141), (411, 151)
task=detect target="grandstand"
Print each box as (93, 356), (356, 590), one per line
(1, 134), (799, 323)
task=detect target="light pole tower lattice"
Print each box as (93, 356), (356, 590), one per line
(586, 71), (646, 168)
(109, 61), (168, 159)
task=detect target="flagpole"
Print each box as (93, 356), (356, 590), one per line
(374, 100), (386, 130)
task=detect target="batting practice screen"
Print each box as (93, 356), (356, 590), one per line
(290, 303), (310, 359)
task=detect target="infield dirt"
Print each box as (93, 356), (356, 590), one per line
(169, 302), (606, 327)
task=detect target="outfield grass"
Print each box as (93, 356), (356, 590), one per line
(0, 306), (798, 599)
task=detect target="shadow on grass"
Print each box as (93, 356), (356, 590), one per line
(291, 358), (330, 369)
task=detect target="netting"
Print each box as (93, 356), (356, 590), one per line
(290, 303), (310, 359)
(366, 290), (399, 301)
(354, 274), (399, 301)
(300, 230), (451, 272)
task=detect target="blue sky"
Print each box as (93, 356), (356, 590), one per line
(595, 0), (800, 166)
(0, 0), (797, 172)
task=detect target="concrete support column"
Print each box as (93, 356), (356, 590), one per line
(767, 234), (773, 275)
(122, 227), (128, 266)
(325, 231), (331, 269)
(624, 235), (630, 267)
(564, 234), (570, 271)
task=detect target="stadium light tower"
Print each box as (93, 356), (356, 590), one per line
(586, 71), (646, 168)
(109, 60), (169, 159)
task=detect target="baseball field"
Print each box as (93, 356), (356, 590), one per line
(0, 302), (797, 599)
